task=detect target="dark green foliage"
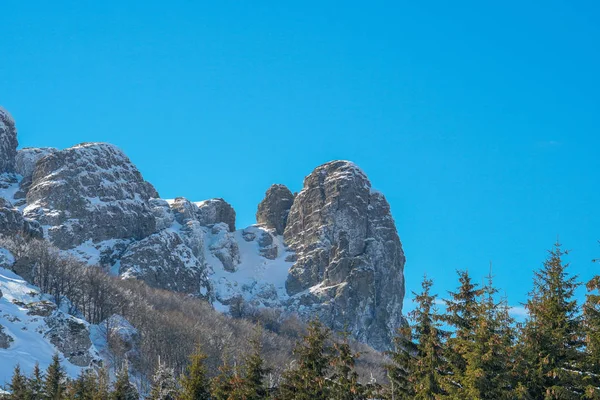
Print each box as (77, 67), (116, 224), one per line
(460, 273), (516, 400)
(8, 365), (28, 400)
(112, 367), (138, 400)
(517, 243), (586, 399)
(410, 276), (450, 399)
(68, 369), (98, 400)
(385, 324), (416, 400)
(28, 363), (45, 400)
(442, 270), (482, 396)
(584, 273), (600, 398)
(329, 334), (370, 400)
(179, 345), (211, 400)
(240, 331), (270, 400)
(44, 354), (66, 400)
(278, 320), (333, 400)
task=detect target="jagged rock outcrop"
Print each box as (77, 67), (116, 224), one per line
(0, 198), (43, 239)
(256, 184), (294, 235)
(15, 147), (58, 179)
(283, 160), (405, 350)
(0, 324), (13, 349)
(207, 223), (240, 272)
(24, 143), (159, 249)
(119, 230), (210, 296)
(196, 198), (236, 232)
(0, 107), (18, 174)
(45, 313), (93, 366)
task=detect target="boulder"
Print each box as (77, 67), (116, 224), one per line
(256, 184), (294, 235)
(196, 198), (236, 232)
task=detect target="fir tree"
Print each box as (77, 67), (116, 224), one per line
(209, 356), (235, 400)
(461, 272), (515, 400)
(68, 369), (97, 400)
(278, 320), (333, 400)
(44, 354), (66, 400)
(409, 275), (449, 400)
(240, 330), (270, 400)
(93, 367), (111, 400)
(8, 364), (28, 400)
(179, 344), (211, 400)
(584, 272), (600, 398)
(112, 366), (138, 400)
(442, 269), (482, 396)
(329, 333), (369, 400)
(28, 363), (45, 400)
(517, 243), (585, 399)
(385, 324), (417, 400)
(148, 363), (179, 400)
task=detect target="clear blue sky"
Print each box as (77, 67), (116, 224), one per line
(2, 1), (599, 315)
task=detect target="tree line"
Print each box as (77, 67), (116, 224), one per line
(1, 237), (599, 399)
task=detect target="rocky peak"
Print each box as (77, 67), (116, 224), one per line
(283, 160), (405, 351)
(195, 198), (236, 232)
(24, 142), (159, 249)
(256, 184), (294, 235)
(0, 107), (18, 174)
(15, 147), (58, 179)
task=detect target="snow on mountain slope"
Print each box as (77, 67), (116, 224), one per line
(0, 258), (101, 385)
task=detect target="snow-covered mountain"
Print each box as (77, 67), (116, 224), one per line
(0, 106), (406, 382)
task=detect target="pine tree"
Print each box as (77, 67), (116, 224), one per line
(148, 363), (179, 400)
(442, 269), (482, 397)
(461, 273), (515, 400)
(329, 333), (369, 400)
(112, 366), (138, 400)
(68, 369), (97, 400)
(93, 367), (111, 400)
(179, 344), (211, 400)
(44, 354), (66, 400)
(240, 330), (270, 400)
(584, 272), (600, 398)
(28, 363), (45, 400)
(409, 275), (449, 400)
(278, 319), (333, 400)
(517, 243), (585, 399)
(8, 364), (28, 400)
(385, 324), (417, 400)
(210, 356), (235, 400)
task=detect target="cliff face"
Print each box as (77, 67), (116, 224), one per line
(282, 161), (406, 350)
(0, 107), (406, 351)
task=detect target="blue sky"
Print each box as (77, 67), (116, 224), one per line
(2, 1), (599, 315)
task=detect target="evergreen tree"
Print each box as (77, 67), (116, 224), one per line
(68, 369), (97, 400)
(517, 243), (585, 399)
(8, 364), (28, 400)
(112, 366), (138, 400)
(461, 273), (515, 400)
(584, 272), (600, 398)
(329, 333), (369, 400)
(240, 331), (270, 400)
(278, 320), (333, 400)
(442, 269), (482, 396)
(385, 324), (417, 400)
(28, 363), (45, 400)
(179, 344), (211, 400)
(409, 275), (449, 400)
(93, 367), (111, 400)
(44, 354), (66, 400)
(209, 356), (235, 400)
(148, 363), (179, 400)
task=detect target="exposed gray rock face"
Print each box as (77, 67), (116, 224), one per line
(0, 198), (42, 239)
(258, 229), (278, 260)
(208, 223), (240, 272)
(171, 197), (198, 225)
(45, 313), (93, 366)
(196, 198), (236, 232)
(283, 160), (405, 351)
(15, 147), (58, 179)
(24, 143), (159, 249)
(119, 230), (210, 296)
(0, 324), (13, 349)
(0, 107), (18, 174)
(150, 198), (175, 231)
(256, 184), (294, 235)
